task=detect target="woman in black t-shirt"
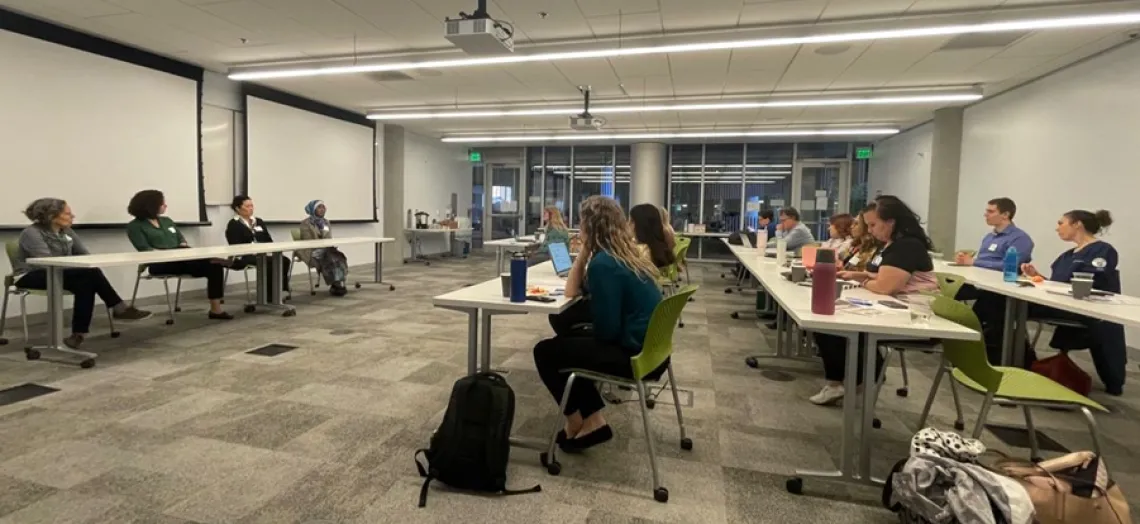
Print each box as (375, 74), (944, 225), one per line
(808, 196), (938, 406)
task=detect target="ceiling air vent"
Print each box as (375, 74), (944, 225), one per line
(938, 31), (1030, 51)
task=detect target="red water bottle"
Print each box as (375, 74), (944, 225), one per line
(811, 248), (837, 315)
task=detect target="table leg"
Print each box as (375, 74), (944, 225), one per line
(775, 308), (785, 355)
(1012, 300), (1029, 367)
(859, 333), (881, 481)
(1001, 298), (1015, 366)
(254, 253), (295, 316)
(480, 312), (492, 373)
(360, 242), (395, 290)
(468, 310), (478, 375)
(25, 267), (97, 367)
(496, 247), (504, 275)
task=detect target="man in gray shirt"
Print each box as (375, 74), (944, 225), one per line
(768, 207), (816, 252)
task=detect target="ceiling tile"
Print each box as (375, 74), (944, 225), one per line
(490, 0), (593, 43)
(821, 0), (912, 19)
(573, 0), (658, 17)
(198, 0), (324, 43)
(728, 46), (799, 73)
(26, 0), (131, 18)
(104, 0), (254, 45)
(585, 12), (662, 37)
(615, 74), (675, 97)
(775, 42), (870, 91)
(965, 55), (1049, 82)
(829, 37), (949, 89)
(609, 55), (670, 80)
(88, 11), (227, 55)
(250, 0), (390, 39)
(668, 50), (733, 78)
(996, 27), (1122, 58)
(550, 60), (621, 87)
(333, 0), (443, 42)
(738, 0), (827, 25)
(723, 69), (782, 94)
(659, 0), (742, 31)
(905, 0), (1003, 13)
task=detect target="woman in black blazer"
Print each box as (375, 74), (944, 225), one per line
(225, 195), (290, 301)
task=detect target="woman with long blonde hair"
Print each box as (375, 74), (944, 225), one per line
(539, 205), (570, 254)
(534, 196), (663, 451)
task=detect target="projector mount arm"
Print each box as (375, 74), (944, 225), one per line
(578, 86), (593, 119)
(456, 0), (513, 38)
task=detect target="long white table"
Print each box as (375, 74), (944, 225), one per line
(26, 237), (394, 367)
(484, 236), (539, 274)
(933, 261), (1140, 366)
(725, 244), (980, 494)
(432, 261), (577, 453)
(404, 228), (472, 265)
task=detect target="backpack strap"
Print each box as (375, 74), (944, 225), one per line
(499, 484), (542, 497)
(414, 448), (432, 508)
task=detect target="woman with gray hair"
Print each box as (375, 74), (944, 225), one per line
(13, 198), (151, 349)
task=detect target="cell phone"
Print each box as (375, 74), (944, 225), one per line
(1017, 281), (1035, 288)
(526, 295), (556, 303)
(878, 300), (908, 310)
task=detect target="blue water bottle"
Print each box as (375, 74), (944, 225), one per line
(509, 252), (528, 302)
(1002, 246), (1019, 282)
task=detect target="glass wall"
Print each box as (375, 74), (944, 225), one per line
(669, 145), (702, 231)
(744, 143), (793, 231)
(543, 147), (571, 225)
(571, 146), (616, 226)
(702, 144), (744, 232)
(526, 147), (544, 234)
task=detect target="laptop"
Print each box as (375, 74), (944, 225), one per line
(549, 242), (573, 277)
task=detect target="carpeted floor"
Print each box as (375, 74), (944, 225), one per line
(0, 253), (1138, 523)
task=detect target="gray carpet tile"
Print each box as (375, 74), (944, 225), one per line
(0, 253), (1138, 523)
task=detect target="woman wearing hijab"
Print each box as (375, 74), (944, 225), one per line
(297, 200), (350, 296)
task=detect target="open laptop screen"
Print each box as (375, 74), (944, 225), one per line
(549, 242), (573, 276)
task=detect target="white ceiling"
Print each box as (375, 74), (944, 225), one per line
(3, 0), (1139, 136)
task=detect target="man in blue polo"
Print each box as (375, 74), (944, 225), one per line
(956, 197), (1034, 269)
(957, 197), (1035, 366)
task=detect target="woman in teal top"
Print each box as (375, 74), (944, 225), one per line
(126, 190), (232, 320)
(533, 196), (663, 452)
(539, 206), (571, 254)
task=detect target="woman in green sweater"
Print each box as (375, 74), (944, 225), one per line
(125, 190), (231, 320)
(533, 196), (663, 452)
(539, 206), (570, 254)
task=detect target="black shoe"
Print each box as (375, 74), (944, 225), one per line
(560, 425), (613, 452)
(208, 311), (234, 320)
(765, 321), (777, 330)
(113, 306), (152, 321)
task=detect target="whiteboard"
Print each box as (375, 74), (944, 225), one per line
(202, 104), (235, 206)
(245, 95), (376, 222)
(0, 29), (202, 226)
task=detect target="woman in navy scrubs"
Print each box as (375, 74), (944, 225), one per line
(1021, 209), (1126, 395)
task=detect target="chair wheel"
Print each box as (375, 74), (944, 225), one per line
(896, 388), (909, 397)
(80, 358), (95, 369)
(687, 297), (694, 302)
(646, 399), (656, 409)
(174, 307), (182, 312)
(24, 348), (40, 360)
(355, 282), (362, 289)
(680, 437), (693, 451)
(872, 418), (882, 429)
(653, 487), (669, 503)
(110, 331), (121, 338)
(546, 460), (561, 475)
(0, 337), (7, 346)
(165, 319), (174, 325)
(220, 299), (225, 304)
(745, 357), (759, 368)
(786, 477), (803, 494)
(724, 288), (732, 294)
(283, 296), (291, 302)
(678, 322), (684, 328)
(425, 261), (431, 266)
(953, 421), (965, 431)
(282, 309), (297, 317)
(389, 285), (396, 291)
(731, 312), (740, 319)
(310, 291), (316, 296)
(244, 305), (256, 313)
(720, 273), (726, 278)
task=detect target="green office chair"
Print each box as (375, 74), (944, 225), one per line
(0, 241), (119, 352)
(674, 236), (692, 286)
(541, 286), (697, 504)
(919, 296), (1107, 460)
(882, 271), (970, 398)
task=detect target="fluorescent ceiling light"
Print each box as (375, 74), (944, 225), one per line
(369, 94), (981, 120)
(230, 12), (1140, 80)
(441, 128), (899, 143)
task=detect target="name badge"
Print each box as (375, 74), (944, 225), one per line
(871, 255), (883, 266)
(988, 243), (998, 252)
(321, 226), (330, 232)
(167, 227), (177, 234)
(848, 255), (861, 266)
(254, 226), (264, 232)
(63, 234), (72, 243)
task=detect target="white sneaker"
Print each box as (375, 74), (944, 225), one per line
(809, 384), (845, 406)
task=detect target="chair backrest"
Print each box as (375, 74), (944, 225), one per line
(936, 272), (966, 298)
(4, 241), (19, 267)
(631, 285), (698, 379)
(931, 295), (1003, 392)
(290, 228), (302, 241)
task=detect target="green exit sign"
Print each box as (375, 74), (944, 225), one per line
(855, 146), (873, 160)
(468, 150), (482, 162)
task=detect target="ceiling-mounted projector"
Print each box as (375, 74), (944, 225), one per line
(444, 0), (514, 55)
(569, 86), (605, 131)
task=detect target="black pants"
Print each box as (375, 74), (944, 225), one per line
(147, 259), (225, 300)
(17, 268), (123, 334)
(533, 335), (667, 418)
(231, 255), (291, 302)
(548, 298), (592, 337)
(817, 333), (884, 385)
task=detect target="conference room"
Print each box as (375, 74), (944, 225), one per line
(0, 0), (1138, 522)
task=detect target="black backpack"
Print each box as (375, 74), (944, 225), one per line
(414, 372), (541, 507)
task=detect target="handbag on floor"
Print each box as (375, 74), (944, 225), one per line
(994, 451), (1130, 524)
(414, 372), (540, 507)
(1031, 352), (1092, 396)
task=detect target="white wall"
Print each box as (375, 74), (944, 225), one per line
(868, 123), (934, 221)
(1, 74), (386, 320)
(401, 130), (472, 256)
(956, 40), (1140, 340)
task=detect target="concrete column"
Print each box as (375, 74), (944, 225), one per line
(382, 124), (405, 265)
(630, 142), (667, 207)
(927, 107), (964, 257)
